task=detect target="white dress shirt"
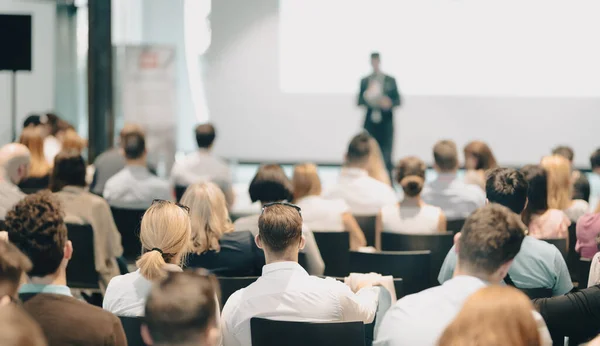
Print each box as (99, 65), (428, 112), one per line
(374, 275), (552, 346)
(221, 261), (379, 346)
(324, 168), (397, 216)
(233, 214), (325, 276)
(0, 180), (25, 219)
(170, 149), (232, 188)
(421, 173), (486, 220)
(381, 203), (442, 234)
(103, 165), (172, 209)
(296, 195), (349, 232)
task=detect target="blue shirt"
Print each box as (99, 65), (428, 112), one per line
(19, 283), (73, 297)
(438, 236), (573, 296)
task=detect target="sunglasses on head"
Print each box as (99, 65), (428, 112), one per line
(152, 199), (190, 214)
(261, 201), (302, 217)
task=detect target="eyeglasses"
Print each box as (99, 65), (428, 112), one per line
(261, 201), (302, 217)
(152, 199), (190, 214)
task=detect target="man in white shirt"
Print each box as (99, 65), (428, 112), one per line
(375, 203), (551, 346)
(222, 203), (379, 346)
(170, 123), (234, 206)
(0, 143), (30, 219)
(103, 130), (171, 209)
(422, 140), (486, 220)
(325, 132), (397, 215)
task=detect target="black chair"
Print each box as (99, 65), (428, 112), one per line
(119, 316), (146, 346)
(567, 223), (578, 280)
(520, 288), (553, 299)
(446, 219), (466, 234)
(349, 250), (431, 296)
(298, 252), (308, 271)
(579, 258), (592, 288)
(0, 219), (5, 231)
(251, 318), (365, 346)
(218, 276), (259, 309)
(175, 185), (187, 202)
(230, 212), (253, 223)
(312, 231), (350, 277)
(354, 215), (377, 247)
(381, 232), (453, 286)
(65, 223), (100, 290)
(542, 238), (568, 260)
(110, 207), (146, 262)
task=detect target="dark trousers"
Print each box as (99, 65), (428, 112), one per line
(364, 115), (394, 175)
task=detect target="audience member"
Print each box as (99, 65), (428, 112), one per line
(292, 163), (366, 249)
(103, 200), (191, 316)
(589, 148), (600, 211)
(43, 113), (67, 164)
(438, 168), (573, 296)
(142, 271), (221, 346)
(18, 127), (51, 192)
(438, 286), (542, 346)
(234, 164), (324, 275)
(366, 137), (392, 186)
(222, 203), (378, 346)
(463, 140), (498, 190)
(103, 130), (171, 208)
(422, 140), (486, 220)
(171, 123), (235, 206)
(324, 132), (397, 215)
(0, 304), (48, 346)
(6, 192), (126, 346)
(375, 204), (550, 346)
(50, 151), (123, 288)
(0, 241), (32, 306)
(181, 182), (265, 275)
(379, 157), (446, 237)
(575, 204), (600, 259)
(60, 128), (86, 154)
(521, 165), (570, 239)
(542, 155), (589, 222)
(553, 145), (590, 199)
(0, 143), (30, 219)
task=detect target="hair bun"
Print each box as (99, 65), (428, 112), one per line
(400, 176), (425, 197)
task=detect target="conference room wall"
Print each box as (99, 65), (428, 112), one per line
(0, 0), (55, 145)
(205, 0), (600, 167)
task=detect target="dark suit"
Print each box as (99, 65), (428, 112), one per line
(358, 74), (401, 173)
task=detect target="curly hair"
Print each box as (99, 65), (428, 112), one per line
(5, 191), (67, 277)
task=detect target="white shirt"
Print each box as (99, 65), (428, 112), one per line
(103, 264), (182, 317)
(324, 168), (397, 216)
(421, 173), (486, 220)
(170, 150), (232, 188)
(103, 165), (172, 209)
(0, 180), (25, 219)
(374, 276), (552, 346)
(44, 135), (61, 164)
(221, 262), (379, 346)
(564, 199), (590, 222)
(296, 195), (349, 232)
(381, 203), (442, 234)
(233, 214), (325, 276)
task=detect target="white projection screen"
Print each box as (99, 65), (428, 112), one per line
(205, 0), (600, 167)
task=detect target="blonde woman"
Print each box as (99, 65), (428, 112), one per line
(292, 163), (366, 250)
(18, 127), (51, 192)
(541, 155), (589, 222)
(102, 200), (191, 317)
(181, 182), (264, 276)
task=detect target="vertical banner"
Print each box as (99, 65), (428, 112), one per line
(119, 45), (177, 177)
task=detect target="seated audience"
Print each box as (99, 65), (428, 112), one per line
(0, 304), (48, 346)
(103, 130), (171, 208)
(366, 137), (392, 186)
(375, 204), (550, 346)
(422, 140), (486, 220)
(5, 192), (126, 346)
(0, 143), (30, 219)
(292, 163), (366, 249)
(234, 164), (324, 275)
(438, 286), (542, 346)
(324, 132), (397, 215)
(521, 165), (570, 239)
(438, 168), (573, 296)
(222, 203), (378, 346)
(181, 182), (265, 275)
(379, 157), (446, 236)
(171, 123), (235, 206)
(50, 151), (123, 288)
(553, 145), (590, 200)
(18, 127), (51, 192)
(142, 271), (221, 346)
(542, 155), (589, 222)
(103, 200), (191, 316)
(60, 128), (87, 154)
(576, 204), (600, 259)
(463, 140), (498, 190)
(589, 148), (600, 212)
(0, 241), (32, 306)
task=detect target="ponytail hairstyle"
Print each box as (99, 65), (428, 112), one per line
(396, 156), (426, 197)
(136, 200), (192, 280)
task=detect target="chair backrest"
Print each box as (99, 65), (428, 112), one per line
(218, 276), (259, 309)
(446, 219), (466, 234)
(0, 219), (5, 231)
(250, 318), (365, 346)
(381, 232), (454, 286)
(349, 250), (431, 296)
(354, 215), (377, 247)
(110, 207), (146, 262)
(542, 238), (568, 260)
(119, 316), (146, 346)
(579, 257), (592, 288)
(312, 231), (350, 277)
(66, 223), (100, 289)
(175, 185), (187, 202)
(520, 287), (553, 299)
(567, 223), (578, 280)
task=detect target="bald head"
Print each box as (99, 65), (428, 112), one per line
(0, 144), (31, 184)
